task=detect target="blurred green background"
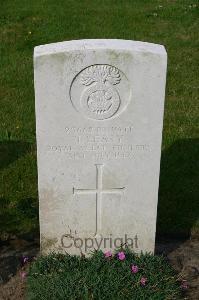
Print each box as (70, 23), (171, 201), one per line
(0, 0), (198, 239)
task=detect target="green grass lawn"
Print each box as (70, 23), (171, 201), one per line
(0, 0), (198, 238)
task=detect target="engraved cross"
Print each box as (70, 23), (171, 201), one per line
(73, 164), (125, 237)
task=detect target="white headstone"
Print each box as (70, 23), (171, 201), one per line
(34, 39), (167, 255)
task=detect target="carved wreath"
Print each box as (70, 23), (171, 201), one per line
(80, 65), (121, 86)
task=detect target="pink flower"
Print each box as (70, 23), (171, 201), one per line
(21, 255), (29, 266)
(131, 265), (139, 273)
(180, 280), (188, 290)
(117, 251), (126, 261)
(23, 256), (29, 264)
(140, 277), (147, 286)
(104, 250), (112, 258)
(20, 271), (27, 280)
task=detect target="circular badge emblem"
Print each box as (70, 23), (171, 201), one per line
(70, 64), (131, 121)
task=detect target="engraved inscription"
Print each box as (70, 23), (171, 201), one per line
(47, 126), (150, 160)
(70, 65), (131, 120)
(73, 164), (125, 236)
(65, 126), (134, 134)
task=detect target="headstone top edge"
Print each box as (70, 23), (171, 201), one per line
(34, 39), (167, 58)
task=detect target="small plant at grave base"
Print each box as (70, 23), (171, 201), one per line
(20, 271), (27, 280)
(117, 251), (126, 261)
(180, 279), (188, 290)
(27, 248), (181, 300)
(140, 276), (147, 286)
(131, 264), (139, 274)
(104, 250), (112, 258)
(21, 255), (29, 266)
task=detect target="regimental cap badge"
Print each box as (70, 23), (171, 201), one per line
(80, 65), (121, 120)
(70, 64), (131, 121)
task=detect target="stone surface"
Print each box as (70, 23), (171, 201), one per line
(34, 39), (167, 255)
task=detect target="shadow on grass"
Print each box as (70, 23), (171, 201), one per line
(156, 138), (199, 239)
(0, 140), (38, 239)
(0, 140), (33, 170)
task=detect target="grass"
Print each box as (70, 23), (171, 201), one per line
(27, 248), (181, 300)
(0, 0), (198, 238)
